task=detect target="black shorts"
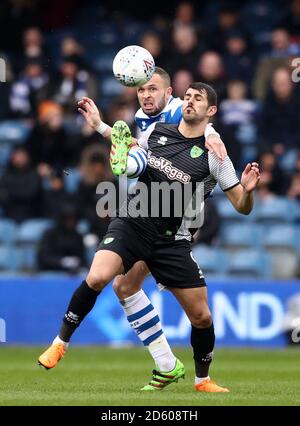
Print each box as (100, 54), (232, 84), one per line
(97, 218), (206, 289)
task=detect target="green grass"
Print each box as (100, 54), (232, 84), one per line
(0, 346), (299, 406)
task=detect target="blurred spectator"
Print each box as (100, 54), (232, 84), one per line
(253, 28), (299, 100)
(192, 198), (220, 246)
(280, 0), (300, 39)
(0, 0), (40, 55)
(167, 25), (205, 74)
(172, 69), (193, 98)
(140, 31), (168, 71)
(18, 26), (50, 72)
(106, 99), (136, 132)
(256, 151), (289, 198)
(259, 67), (300, 154)
(208, 4), (244, 53)
(42, 170), (73, 219)
(270, 28), (300, 57)
(0, 146), (42, 222)
(38, 203), (86, 274)
(25, 100), (68, 172)
(173, 1), (195, 28)
(197, 51), (226, 101)
(220, 80), (257, 126)
(50, 54), (98, 116)
(287, 172), (300, 200)
(223, 31), (255, 87)
(9, 57), (49, 118)
(79, 147), (112, 240)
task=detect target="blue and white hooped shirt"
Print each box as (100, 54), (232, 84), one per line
(135, 96), (183, 132)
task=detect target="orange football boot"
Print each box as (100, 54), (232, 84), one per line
(195, 378), (229, 393)
(38, 343), (66, 369)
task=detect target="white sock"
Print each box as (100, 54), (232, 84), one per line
(121, 289), (176, 372)
(53, 335), (69, 349)
(148, 334), (176, 372)
(195, 376), (210, 385)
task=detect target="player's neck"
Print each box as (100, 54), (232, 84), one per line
(178, 119), (207, 138)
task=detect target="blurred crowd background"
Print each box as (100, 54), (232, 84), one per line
(0, 0), (300, 279)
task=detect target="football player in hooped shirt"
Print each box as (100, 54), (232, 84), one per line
(38, 69), (228, 392)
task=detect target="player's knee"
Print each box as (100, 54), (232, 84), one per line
(191, 311), (212, 328)
(86, 271), (111, 292)
(113, 275), (136, 300)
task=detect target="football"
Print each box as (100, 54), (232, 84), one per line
(112, 45), (155, 87)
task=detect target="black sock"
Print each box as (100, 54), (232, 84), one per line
(190, 322), (215, 378)
(59, 280), (100, 342)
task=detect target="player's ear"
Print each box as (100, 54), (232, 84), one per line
(207, 105), (217, 117)
(166, 86), (172, 97)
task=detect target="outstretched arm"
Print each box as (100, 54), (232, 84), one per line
(78, 97), (137, 146)
(225, 162), (260, 215)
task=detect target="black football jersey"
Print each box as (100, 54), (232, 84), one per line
(125, 123), (239, 239)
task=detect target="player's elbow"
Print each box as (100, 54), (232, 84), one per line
(236, 204), (252, 215)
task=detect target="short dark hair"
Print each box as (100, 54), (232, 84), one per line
(154, 66), (171, 87)
(187, 82), (217, 106)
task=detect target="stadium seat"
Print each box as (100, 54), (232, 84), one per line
(227, 249), (271, 278)
(0, 120), (31, 144)
(64, 168), (81, 193)
(100, 75), (124, 97)
(255, 197), (298, 223)
(0, 143), (12, 166)
(216, 198), (256, 222)
(0, 219), (17, 244)
(262, 224), (300, 252)
(220, 223), (262, 249)
(0, 246), (20, 271)
(192, 245), (228, 274)
(16, 219), (54, 243)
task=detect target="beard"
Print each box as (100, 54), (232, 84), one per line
(142, 95), (167, 116)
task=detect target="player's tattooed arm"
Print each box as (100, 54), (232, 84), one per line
(78, 97), (137, 145)
(204, 123), (227, 162)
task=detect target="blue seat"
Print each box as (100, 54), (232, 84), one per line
(0, 246), (20, 271)
(227, 249), (271, 278)
(216, 198), (255, 222)
(64, 168), (81, 193)
(0, 143), (12, 166)
(100, 75), (124, 97)
(256, 197), (298, 223)
(221, 223), (262, 249)
(0, 219), (17, 244)
(0, 120), (31, 144)
(192, 245), (228, 274)
(17, 219), (54, 243)
(263, 224), (300, 253)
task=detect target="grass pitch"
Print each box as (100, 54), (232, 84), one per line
(0, 346), (299, 406)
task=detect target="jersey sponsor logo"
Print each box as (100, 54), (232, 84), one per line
(148, 152), (191, 183)
(157, 136), (167, 145)
(190, 145), (204, 159)
(104, 237), (114, 244)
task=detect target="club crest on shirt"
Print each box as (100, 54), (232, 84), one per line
(190, 145), (204, 159)
(103, 237), (114, 244)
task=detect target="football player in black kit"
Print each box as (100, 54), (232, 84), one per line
(39, 82), (260, 392)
